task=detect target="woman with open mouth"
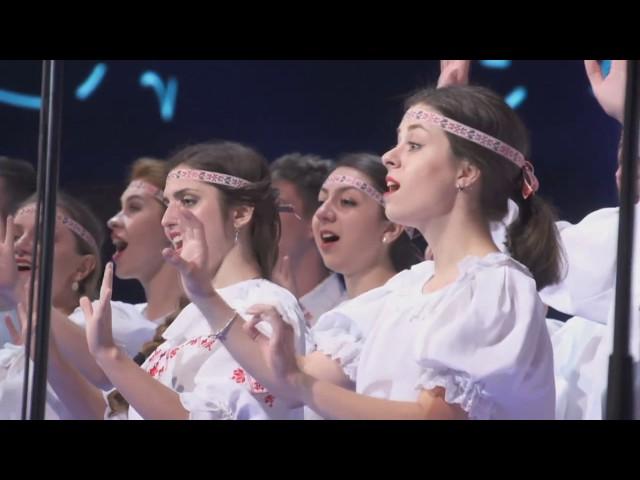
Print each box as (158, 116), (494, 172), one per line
(0, 157), (185, 419)
(61, 141), (307, 420)
(40, 158), (186, 419)
(0, 192), (139, 419)
(301, 152), (423, 419)
(164, 84), (563, 420)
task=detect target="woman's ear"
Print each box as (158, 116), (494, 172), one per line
(455, 159), (482, 190)
(381, 221), (405, 245)
(74, 254), (97, 284)
(232, 205), (255, 230)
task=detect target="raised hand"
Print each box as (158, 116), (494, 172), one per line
(437, 60), (471, 88)
(0, 216), (18, 306)
(244, 304), (300, 387)
(585, 60), (627, 124)
(161, 207), (217, 302)
(82, 262), (117, 358)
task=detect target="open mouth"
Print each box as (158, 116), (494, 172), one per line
(16, 263), (32, 272)
(385, 177), (400, 194)
(168, 234), (183, 253)
(319, 231), (340, 245)
(112, 238), (129, 260)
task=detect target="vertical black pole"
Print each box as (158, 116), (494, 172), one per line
(606, 60), (639, 420)
(23, 60), (64, 420)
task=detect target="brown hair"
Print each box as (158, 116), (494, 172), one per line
(18, 191), (105, 298)
(0, 156), (36, 220)
(404, 85), (563, 289)
(334, 152), (423, 272)
(167, 141), (280, 279)
(270, 153), (335, 218)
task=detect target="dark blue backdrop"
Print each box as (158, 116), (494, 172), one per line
(0, 60), (623, 302)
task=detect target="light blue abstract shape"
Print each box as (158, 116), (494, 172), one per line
(0, 89), (41, 110)
(505, 86), (527, 109)
(75, 63), (108, 100)
(139, 71), (178, 122)
(479, 60), (512, 69)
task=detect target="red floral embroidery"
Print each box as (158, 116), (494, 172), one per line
(250, 379), (266, 393)
(145, 334), (220, 379)
(147, 349), (162, 365)
(264, 394), (275, 408)
(145, 348), (168, 377)
(200, 336), (216, 351)
(231, 368), (246, 384)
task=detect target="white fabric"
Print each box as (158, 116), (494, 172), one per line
(493, 205), (640, 419)
(302, 270), (412, 420)
(583, 239), (640, 419)
(309, 262), (431, 385)
(491, 204), (620, 323)
(538, 205), (640, 419)
(546, 316), (606, 419)
(70, 302), (159, 358)
(0, 301), (157, 420)
(124, 279), (306, 420)
(299, 273), (347, 328)
(331, 253), (556, 420)
(489, 198), (520, 254)
(540, 208), (621, 323)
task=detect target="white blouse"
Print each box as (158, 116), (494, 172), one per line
(540, 207), (621, 324)
(303, 273), (407, 420)
(546, 316), (606, 419)
(0, 301), (159, 420)
(492, 205), (635, 419)
(310, 263), (427, 383)
(314, 253), (555, 419)
(125, 279), (306, 420)
(542, 207), (640, 419)
(581, 229), (640, 420)
(299, 273), (347, 328)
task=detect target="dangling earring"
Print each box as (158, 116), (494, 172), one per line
(456, 184), (465, 192)
(71, 281), (79, 292)
(234, 229), (239, 244)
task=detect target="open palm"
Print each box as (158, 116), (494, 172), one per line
(162, 207), (216, 301)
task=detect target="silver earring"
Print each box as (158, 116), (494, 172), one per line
(382, 236), (388, 244)
(234, 229), (239, 244)
(457, 184), (465, 192)
(71, 281), (79, 292)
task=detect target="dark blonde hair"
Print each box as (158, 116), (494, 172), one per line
(128, 157), (169, 190)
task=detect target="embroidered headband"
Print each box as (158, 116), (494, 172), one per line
(16, 205), (99, 252)
(125, 180), (166, 205)
(404, 109), (539, 199)
(167, 168), (253, 189)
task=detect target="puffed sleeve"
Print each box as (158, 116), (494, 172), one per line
(413, 258), (555, 419)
